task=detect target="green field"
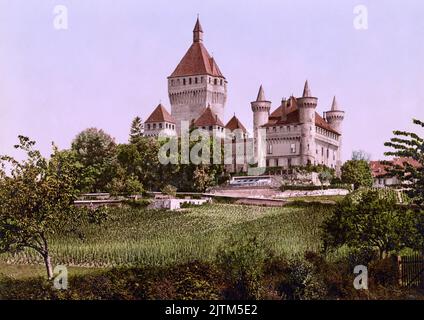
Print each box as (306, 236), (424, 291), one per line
(0, 203), (333, 270)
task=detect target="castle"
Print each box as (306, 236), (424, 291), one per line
(143, 18), (345, 173)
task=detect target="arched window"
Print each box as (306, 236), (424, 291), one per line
(183, 78), (186, 85)
(214, 78), (218, 85)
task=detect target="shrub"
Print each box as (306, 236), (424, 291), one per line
(123, 199), (151, 209)
(216, 235), (268, 300)
(369, 257), (399, 287)
(275, 257), (327, 300)
(161, 184), (177, 197)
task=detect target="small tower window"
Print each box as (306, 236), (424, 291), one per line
(201, 77), (204, 83)
(147, 124), (151, 130)
(214, 79), (218, 85)
(189, 78), (192, 85)
(183, 79), (186, 85)
(267, 143), (273, 154)
(171, 80), (174, 86)
(153, 124), (156, 129)
(220, 79), (223, 85)
(159, 123), (163, 129)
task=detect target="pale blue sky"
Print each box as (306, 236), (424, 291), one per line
(0, 0), (423, 161)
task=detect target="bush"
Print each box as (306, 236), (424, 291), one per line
(369, 257), (399, 287)
(123, 199), (151, 209)
(216, 235), (268, 300)
(161, 185), (177, 197)
(275, 257), (327, 300)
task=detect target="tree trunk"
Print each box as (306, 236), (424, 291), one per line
(43, 253), (53, 279)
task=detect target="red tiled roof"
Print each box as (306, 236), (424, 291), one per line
(194, 106), (224, 127)
(264, 108), (340, 135)
(370, 158), (422, 178)
(225, 115), (247, 132)
(170, 42), (224, 78)
(145, 104), (175, 124)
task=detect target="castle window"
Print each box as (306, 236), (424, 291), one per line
(153, 123), (156, 129)
(147, 124), (151, 130)
(220, 79), (223, 85)
(195, 77), (198, 84)
(327, 149), (329, 158)
(321, 147), (324, 156)
(201, 77), (204, 83)
(307, 144), (310, 151)
(183, 79), (186, 85)
(214, 78), (218, 85)
(290, 144), (296, 153)
(267, 143), (273, 154)
(209, 126), (213, 131)
(159, 123), (163, 129)
(189, 78), (192, 85)
(171, 80), (174, 86)
(288, 126), (291, 132)
(273, 127), (276, 132)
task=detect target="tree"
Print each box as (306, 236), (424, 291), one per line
(71, 128), (118, 192)
(129, 116), (144, 144)
(322, 189), (420, 259)
(341, 160), (373, 189)
(352, 150), (371, 162)
(384, 118), (424, 208)
(0, 136), (107, 278)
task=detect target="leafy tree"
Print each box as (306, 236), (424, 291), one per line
(322, 189), (420, 259)
(129, 116), (144, 144)
(341, 160), (373, 189)
(117, 138), (167, 191)
(71, 128), (118, 192)
(384, 118), (424, 207)
(351, 150), (371, 161)
(107, 166), (143, 197)
(0, 136), (107, 278)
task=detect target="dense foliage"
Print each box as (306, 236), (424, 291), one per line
(384, 118), (424, 208)
(322, 189), (424, 258)
(341, 160), (373, 189)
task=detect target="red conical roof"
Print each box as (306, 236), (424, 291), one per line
(170, 42), (224, 78)
(194, 106), (224, 127)
(145, 104), (175, 124)
(225, 115), (247, 132)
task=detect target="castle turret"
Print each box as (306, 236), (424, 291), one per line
(325, 96), (345, 174)
(325, 96), (345, 133)
(297, 80), (317, 166)
(251, 85), (271, 134)
(251, 85), (271, 164)
(168, 17), (227, 134)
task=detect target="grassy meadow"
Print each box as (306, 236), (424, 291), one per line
(0, 203), (333, 271)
